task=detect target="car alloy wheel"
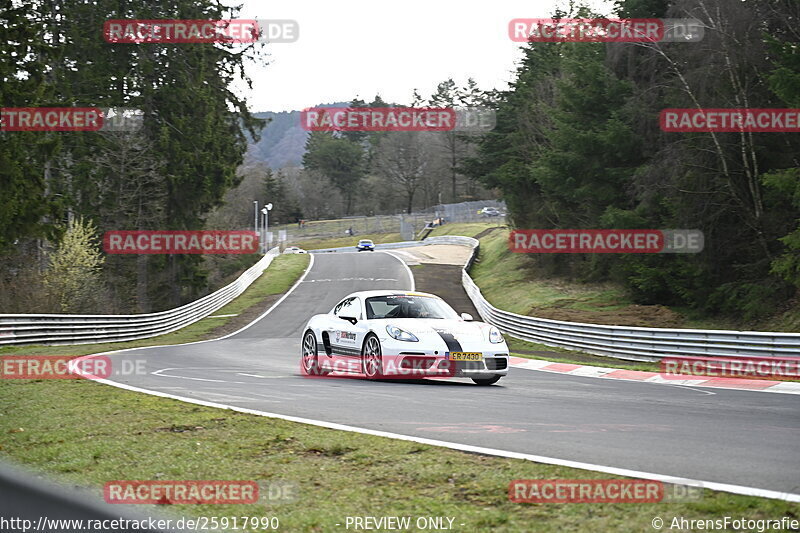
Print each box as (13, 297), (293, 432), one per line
(302, 330), (329, 375)
(362, 334), (383, 379)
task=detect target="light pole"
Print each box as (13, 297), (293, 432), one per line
(253, 200), (259, 250)
(261, 203), (273, 253)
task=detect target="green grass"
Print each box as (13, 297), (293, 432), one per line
(0, 254), (310, 357)
(295, 221), (507, 251)
(1, 378), (796, 532)
(271, 216), (394, 236)
(0, 227), (796, 529)
(297, 221), (505, 250)
(427, 221), (506, 238)
(678, 307), (800, 333)
(467, 229), (633, 317)
(297, 232), (404, 251)
(468, 226), (800, 332)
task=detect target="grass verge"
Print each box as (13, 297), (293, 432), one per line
(427, 221), (506, 239)
(296, 232), (403, 251)
(0, 229), (796, 530)
(1, 378), (796, 532)
(469, 227), (800, 332)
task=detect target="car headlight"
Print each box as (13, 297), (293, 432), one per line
(386, 325), (419, 342)
(489, 326), (505, 344)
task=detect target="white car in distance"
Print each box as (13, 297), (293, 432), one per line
(283, 246), (307, 254)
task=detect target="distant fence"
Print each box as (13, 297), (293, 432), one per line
(270, 200), (506, 243)
(0, 248), (280, 347)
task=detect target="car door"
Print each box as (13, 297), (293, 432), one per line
(330, 297), (364, 356)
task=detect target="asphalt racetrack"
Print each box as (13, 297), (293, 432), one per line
(99, 251), (800, 498)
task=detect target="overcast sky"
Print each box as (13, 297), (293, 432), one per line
(235, 0), (615, 113)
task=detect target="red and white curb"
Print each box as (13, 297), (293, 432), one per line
(509, 357), (800, 395)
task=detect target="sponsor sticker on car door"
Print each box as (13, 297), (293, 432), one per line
(336, 331), (358, 344)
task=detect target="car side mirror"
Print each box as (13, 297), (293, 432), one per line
(339, 316), (358, 325)
(460, 313), (473, 321)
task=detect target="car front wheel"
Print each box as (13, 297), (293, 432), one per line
(362, 333), (384, 379)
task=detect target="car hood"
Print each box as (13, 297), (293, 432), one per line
(381, 318), (491, 343)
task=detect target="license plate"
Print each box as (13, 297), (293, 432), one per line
(448, 352), (483, 361)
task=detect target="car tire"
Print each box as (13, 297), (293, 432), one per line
(472, 375), (502, 386)
(361, 333), (384, 379)
(301, 330), (330, 376)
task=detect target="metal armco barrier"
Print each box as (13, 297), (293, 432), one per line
(0, 248), (280, 347)
(2, 235), (798, 358)
(0, 461), (174, 533)
(440, 236), (800, 362)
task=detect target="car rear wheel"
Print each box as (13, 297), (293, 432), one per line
(301, 330), (330, 376)
(472, 375), (502, 386)
(362, 333), (384, 379)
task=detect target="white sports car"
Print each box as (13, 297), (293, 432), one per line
(300, 290), (509, 385)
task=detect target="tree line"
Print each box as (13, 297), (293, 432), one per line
(463, 0), (799, 321)
(0, 0), (265, 313)
(297, 83), (495, 218)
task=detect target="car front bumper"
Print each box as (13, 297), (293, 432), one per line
(377, 336), (510, 378)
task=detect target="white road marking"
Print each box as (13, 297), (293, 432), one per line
(81, 373), (800, 503)
(662, 384), (717, 395)
(236, 373), (288, 379)
(383, 251), (415, 291)
(303, 277), (398, 283)
(151, 368), (247, 384)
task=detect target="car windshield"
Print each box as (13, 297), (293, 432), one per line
(359, 240), (372, 245)
(365, 295), (459, 320)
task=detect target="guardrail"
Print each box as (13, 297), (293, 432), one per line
(444, 236), (800, 361)
(0, 461), (174, 533)
(4, 234), (797, 358)
(0, 248), (280, 347)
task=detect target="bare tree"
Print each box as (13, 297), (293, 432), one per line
(373, 132), (433, 214)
